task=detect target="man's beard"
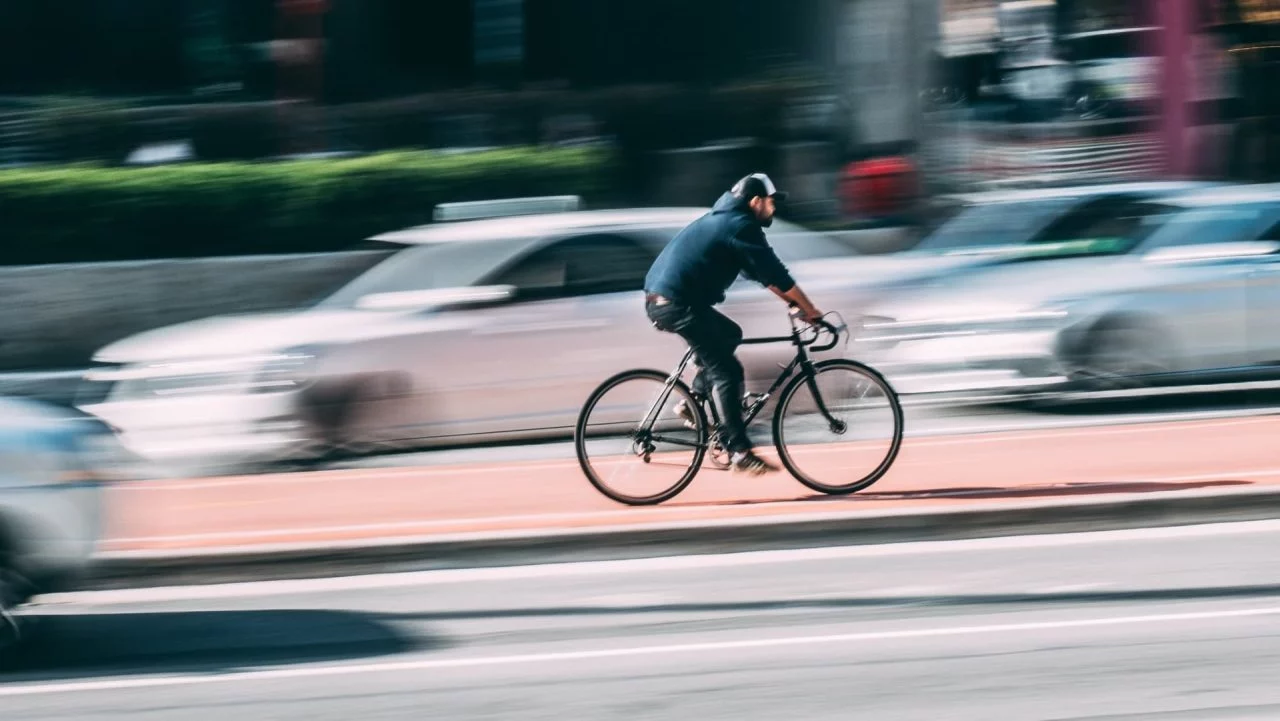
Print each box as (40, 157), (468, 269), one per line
(759, 214), (773, 228)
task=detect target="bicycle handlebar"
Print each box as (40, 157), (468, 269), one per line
(788, 306), (844, 352)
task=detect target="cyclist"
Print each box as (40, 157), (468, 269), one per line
(643, 173), (825, 476)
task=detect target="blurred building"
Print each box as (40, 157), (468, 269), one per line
(4, 0), (1278, 193)
(922, 0), (1280, 189)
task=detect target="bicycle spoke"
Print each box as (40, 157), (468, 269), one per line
(774, 361), (903, 494)
(576, 371), (707, 505)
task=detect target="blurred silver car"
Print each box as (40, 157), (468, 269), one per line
(79, 208), (870, 474)
(0, 397), (110, 653)
(846, 181), (1215, 289)
(854, 184), (1280, 396)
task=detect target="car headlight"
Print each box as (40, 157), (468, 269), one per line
(89, 352), (317, 400)
(249, 352), (318, 394)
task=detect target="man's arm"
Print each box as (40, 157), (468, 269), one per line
(729, 223), (824, 322)
(768, 284), (823, 323)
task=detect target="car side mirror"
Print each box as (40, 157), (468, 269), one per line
(355, 285), (516, 312)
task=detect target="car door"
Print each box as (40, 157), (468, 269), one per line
(1132, 204), (1277, 372)
(445, 233), (663, 437)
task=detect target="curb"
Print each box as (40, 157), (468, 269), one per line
(79, 484), (1280, 590)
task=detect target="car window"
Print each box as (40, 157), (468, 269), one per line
(489, 234), (655, 300)
(1010, 198), (1171, 258)
(1261, 220), (1280, 242)
(909, 198), (1076, 253)
(317, 237), (534, 309)
(1139, 202), (1280, 249)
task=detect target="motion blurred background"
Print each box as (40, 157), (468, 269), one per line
(0, 0), (1277, 465)
(5, 3), (1280, 709)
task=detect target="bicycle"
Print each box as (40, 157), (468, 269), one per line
(574, 310), (905, 506)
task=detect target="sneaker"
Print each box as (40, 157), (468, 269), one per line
(730, 450), (779, 476)
(673, 399), (697, 429)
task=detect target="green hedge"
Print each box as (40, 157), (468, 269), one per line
(0, 147), (618, 265)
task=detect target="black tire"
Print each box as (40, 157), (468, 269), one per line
(575, 370), (708, 506)
(1071, 320), (1171, 392)
(772, 359), (904, 495)
(0, 570), (26, 672)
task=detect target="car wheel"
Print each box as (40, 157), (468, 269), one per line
(0, 570), (29, 670)
(1072, 321), (1171, 392)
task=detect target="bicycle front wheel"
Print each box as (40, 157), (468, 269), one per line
(772, 359), (903, 495)
(575, 370), (708, 506)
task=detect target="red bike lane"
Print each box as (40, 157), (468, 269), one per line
(102, 415), (1280, 553)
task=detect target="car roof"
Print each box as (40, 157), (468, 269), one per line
(367, 208), (709, 246)
(949, 181), (1219, 206)
(1155, 183), (1280, 208)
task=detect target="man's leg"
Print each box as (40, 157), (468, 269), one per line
(681, 307), (752, 455)
(645, 301), (774, 473)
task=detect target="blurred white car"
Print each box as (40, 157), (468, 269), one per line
(844, 181), (1216, 289)
(854, 183), (1280, 396)
(78, 207), (873, 474)
(0, 397), (110, 652)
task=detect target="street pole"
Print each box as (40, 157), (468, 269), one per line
(1156, 0), (1193, 177)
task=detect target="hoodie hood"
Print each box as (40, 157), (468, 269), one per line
(711, 191), (752, 217)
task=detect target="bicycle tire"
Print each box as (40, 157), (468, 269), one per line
(772, 359), (904, 495)
(575, 369), (708, 506)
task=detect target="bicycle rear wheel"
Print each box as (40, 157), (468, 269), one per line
(575, 370), (708, 506)
(772, 359), (903, 495)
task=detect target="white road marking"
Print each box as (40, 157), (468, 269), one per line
(52, 519), (1280, 606)
(3, 606), (1278, 697)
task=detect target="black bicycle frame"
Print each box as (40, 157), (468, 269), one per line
(638, 318), (845, 449)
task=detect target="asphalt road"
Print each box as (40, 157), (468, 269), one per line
(8, 520), (1280, 720)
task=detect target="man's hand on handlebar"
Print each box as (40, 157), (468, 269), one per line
(788, 304), (825, 325)
(769, 283), (823, 324)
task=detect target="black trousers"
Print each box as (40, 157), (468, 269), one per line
(645, 298), (751, 454)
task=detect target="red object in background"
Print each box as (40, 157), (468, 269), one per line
(839, 156), (919, 219)
(280, 0), (328, 15)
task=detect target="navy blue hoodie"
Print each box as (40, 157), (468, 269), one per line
(644, 192), (796, 307)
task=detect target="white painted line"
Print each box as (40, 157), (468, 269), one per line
(100, 465), (1280, 548)
(3, 606), (1279, 697)
(54, 519), (1280, 606)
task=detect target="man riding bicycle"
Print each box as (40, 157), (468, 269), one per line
(643, 173), (824, 476)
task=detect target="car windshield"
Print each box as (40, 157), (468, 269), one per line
(318, 238), (527, 310)
(909, 198), (1074, 254)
